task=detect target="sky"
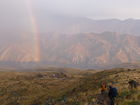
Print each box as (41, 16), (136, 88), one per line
(34, 0), (140, 19)
(0, 0), (140, 20)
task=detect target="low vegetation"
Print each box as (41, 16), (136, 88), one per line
(0, 68), (139, 105)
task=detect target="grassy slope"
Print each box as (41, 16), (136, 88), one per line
(0, 68), (140, 105)
(0, 68), (87, 105)
(64, 68), (140, 105)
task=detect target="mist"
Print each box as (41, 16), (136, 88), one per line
(0, 0), (139, 34)
(1, 0), (140, 19)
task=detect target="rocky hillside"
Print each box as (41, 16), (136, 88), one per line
(41, 32), (140, 69)
(0, 32), (40, 62)
(1, 32), (140, 69)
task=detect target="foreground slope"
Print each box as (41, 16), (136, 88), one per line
(0, 68), (140, 105)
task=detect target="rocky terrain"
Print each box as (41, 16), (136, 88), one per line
(1, 32), (140, 69)
(1, 17), (140, 69)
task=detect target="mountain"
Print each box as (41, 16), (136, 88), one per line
(36, 15), (140, 35)
(0, 32), (39, 62)
(2, 13), (140, 35)
(40, 32), (140, 69)
(1, 31), (140, 69)
(1, 15), (140, 69)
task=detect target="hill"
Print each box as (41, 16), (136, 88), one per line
(0, 68), (140, 105)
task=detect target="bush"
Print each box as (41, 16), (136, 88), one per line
(127, 101), (140, 105)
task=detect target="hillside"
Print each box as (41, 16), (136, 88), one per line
(0, 68), (140, 105)
(41, 32), (140, 69)
(1, 32), (140, 69)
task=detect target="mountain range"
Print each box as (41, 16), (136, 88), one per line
(37, 15), (140, 35)
(1, 32), (140, 69)
(1, 16), (140, 69)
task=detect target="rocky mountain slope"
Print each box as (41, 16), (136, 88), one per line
(1, 32), (140, 69)
(0, 32), (39, 62)
(40, 32), (140, 68)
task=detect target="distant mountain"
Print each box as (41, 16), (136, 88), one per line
(1, 15), (140, 69)
(1, 14), (140, 35)
(0, 32), (39, 62)
(5, 13), (139, 35)
(36, 15), (140, 35)
(1, 32), (140, 69)
(40, 32), (140, 69)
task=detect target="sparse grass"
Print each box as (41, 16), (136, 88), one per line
(0, 68), (140, 105)
(0, 70), (83, 105)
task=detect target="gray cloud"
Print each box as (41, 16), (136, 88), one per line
(0, 0), (140, 20)
(0, 0), (140, 33)
(32, 0), (140, 19)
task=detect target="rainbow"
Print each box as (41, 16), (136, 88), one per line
(25, 0), (41, 62)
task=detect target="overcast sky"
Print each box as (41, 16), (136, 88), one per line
(34, 0), (140, 19)
(0, 0), (140, 20)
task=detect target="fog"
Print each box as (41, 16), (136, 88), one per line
(0, 0), (140, 33)
(1, 0), (140, 19)
(40, 0), (140, 19)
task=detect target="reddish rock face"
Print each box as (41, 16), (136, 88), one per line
(0, 32), (140, 69)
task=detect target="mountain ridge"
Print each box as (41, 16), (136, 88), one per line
(0, 32), (140, 69)
(36, 15), (140, 35)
